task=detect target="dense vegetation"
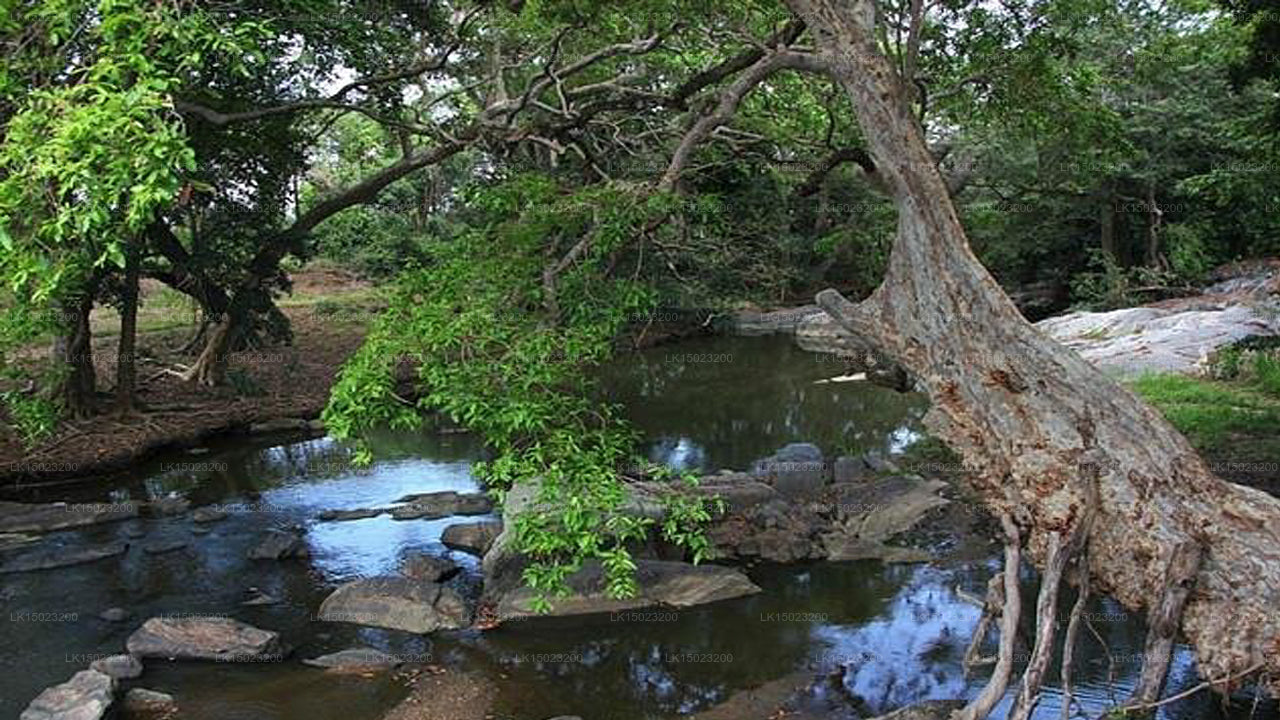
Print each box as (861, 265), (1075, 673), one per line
(3, 0), (1280, 607)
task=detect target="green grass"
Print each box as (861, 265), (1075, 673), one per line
(1128, 373), (1280, 452)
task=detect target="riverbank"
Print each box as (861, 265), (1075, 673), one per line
(0, 267), (383, 490)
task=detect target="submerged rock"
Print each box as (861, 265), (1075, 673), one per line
(491, 559), (760, 623)
(98, 607), (131, 623)
(441, 521), (501, 556)
(19, 669), (115, 720)
(148, 495), (190, 517)
(90, 653), (142, 680)
(126, 616), (289, 661)
(247, 530), (308, 560)
(318, 507), (387, 522)
(122, 688), (177, 715)
(390, 491), (493, 520)
(191, 506), (228, 523)
(0, 542), (128, 574)
(0, 500), (138, 534)
(400, 552), (459, 582)
(302, 647), (402, 673)
(317, 577), (472, 633)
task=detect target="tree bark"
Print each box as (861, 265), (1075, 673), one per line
(115, 243), (140, 413)
(53, 294), (97, 418)
(784, 0), (1280, 702)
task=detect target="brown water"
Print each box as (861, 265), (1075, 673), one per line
(0, 337), (1270, 720)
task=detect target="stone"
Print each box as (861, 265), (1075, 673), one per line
(190, 525), (211, 536)
(242, 588), (280, 606)
(126, 616), (288, 662)
(441, 522), (501, 556)
(191, 506), (228, 523)
(148, 496), (190, 517)
(89, 654), (142, 680)
(0, 500), (138, 534)
(833, 455), (869, 484)
(98, 607), (130, 623)
(319, 508), (387, 522)
(0, 542), (128, 574)
(122, 688), (176, 714)
(19, 669), (115, 720)
(400, 552), (459, 582)
(247, 530), (308, 560)
(303, 647), (402, 673)
(860, 449), (898, 474)
(143, 540), (188, 555)
(390, 491), (493, 520)
(492, 559), (760, 623)
(752, 443), (828, 496)
(317, 577), (472, 633)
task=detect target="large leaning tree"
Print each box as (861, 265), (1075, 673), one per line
(769, 0), (1279, 716)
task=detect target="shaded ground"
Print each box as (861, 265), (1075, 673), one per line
(0, 265), (383, 489)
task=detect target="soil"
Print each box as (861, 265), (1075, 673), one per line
(381, 668), (496, 720)
(0, 267), (380, 491)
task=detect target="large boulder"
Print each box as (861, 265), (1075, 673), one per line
(126, 616), (289, 661)
(122, 688), (177, 715)
(752, 443), (829, 496)
(441, 521), (502, 556)
(390, 491), (493, 520)
(0, 501), (138, 534)
(89, 654), (142, 680)
(400, 552), (459, 582)
(492, 559), (760, 623)
(20, 670), (115, 720)
(317, 577), (472, 633)
(821, 476), (949, 563)
(0, 542), (128, 574)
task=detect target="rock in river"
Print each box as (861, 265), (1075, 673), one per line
(319, 507), (387, 522)
(390, 491), (493, 520)
(400, 552), (459, 582)
(89, 653), (143, 680)
(247, 529), (308, 560)
(20, 669), (115, 720)
(122, 688), (177, 715)
(191, 506), (228, 523)
(0, 500), (138, 534)
(303, 647), (402, 673)
(0, 542), (128, 574)
(441, 521), (501, 556)
(491, 559), (760, 623)
(126, 616), (289, 661)
(317, 577), (472, 633)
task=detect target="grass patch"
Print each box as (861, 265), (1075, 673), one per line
(1128, 373), (1280, 452)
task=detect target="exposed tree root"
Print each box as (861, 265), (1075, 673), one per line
(955, 513), (1021, 720)
(1126, 540), (1205, 707)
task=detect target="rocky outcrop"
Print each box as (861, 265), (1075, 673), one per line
(441, 521), (501, 556)
(126, 616), (289, 661)
(390, 491), (493, 520)
(0, 542), (128, 574)
(400, 552), (459, 582)
(303, 647), (402, 673)
(247, 530), (308, 560)
(0, 501), (138, 534)
(491, 559), (761, 622)
(20, 670), (116, 720)
(317, 577), (472, 633)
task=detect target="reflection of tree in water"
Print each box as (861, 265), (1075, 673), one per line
(601, 336), (927, 471)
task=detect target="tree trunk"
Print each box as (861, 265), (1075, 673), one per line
(1099, 191), (1117, 264)
(785, 0), (1279, 703)
(1145, 183), (1168, 270)
(115, 243), (140, 413)
(53, 294), (97, 418)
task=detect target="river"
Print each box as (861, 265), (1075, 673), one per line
(0, 336), (1261, 719)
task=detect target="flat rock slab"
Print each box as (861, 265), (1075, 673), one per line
(391, 491), (493, 520)
(20, 669), (115, 720)
(127, 616), (289, 661)
(303, 647), (402, 673)
(0, 501), (138, 534)
(317, 576), (472, 633)
(493, 559), (760, 622)
(441, 522), (501, 556)
(319, 508), (387, 522)
(0, 542), (128, 574)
